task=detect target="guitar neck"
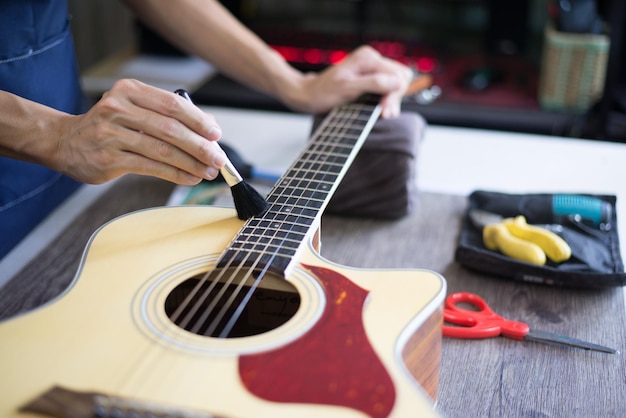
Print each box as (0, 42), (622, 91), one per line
(218, 94), (382, 274)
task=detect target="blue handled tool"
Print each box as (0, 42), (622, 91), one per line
(552, 194), (611, 229)
(522, 194), (612, 230)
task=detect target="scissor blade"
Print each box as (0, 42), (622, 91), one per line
(525, 329), (619, 354)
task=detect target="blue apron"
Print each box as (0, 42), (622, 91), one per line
(0, 0), (84, 258)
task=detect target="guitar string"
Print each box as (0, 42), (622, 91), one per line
(208, 108), (358, 337)
(213, 107), (365, 337)
(193, 103), (369, 338)
(210, 178), (328, 339)
(215, 103), (368, 338)
(217, 106), (361, 337)
(211, 103), (373, 338)
(201, 171), (327, 337)
(169, 101), (375, 338)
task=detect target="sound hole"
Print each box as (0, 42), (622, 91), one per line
(164, 269), (301, 338)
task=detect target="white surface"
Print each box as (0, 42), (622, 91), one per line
(2, 106), (625, 290)
(82, 54), (215, 95)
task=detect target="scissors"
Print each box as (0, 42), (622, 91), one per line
(442, 292), (618, 354)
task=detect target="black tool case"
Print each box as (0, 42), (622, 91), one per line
(455, 190), (626, 288)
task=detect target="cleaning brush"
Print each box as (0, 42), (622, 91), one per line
(174, 89), (269, 220)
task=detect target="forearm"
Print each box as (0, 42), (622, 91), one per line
(0, 91), (65, 168)
(123, 0), (309, 110)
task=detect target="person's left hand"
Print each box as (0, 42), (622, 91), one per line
(282, 45), (413, 118)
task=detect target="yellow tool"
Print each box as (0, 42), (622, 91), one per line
(469, 209), (572, 266)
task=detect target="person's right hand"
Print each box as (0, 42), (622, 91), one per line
(52, 79), (226, 185)
(280, 46), (413, 119)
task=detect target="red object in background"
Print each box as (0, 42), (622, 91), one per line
(272, 45), (301, 63)
(329, 49), (348, 64)
(370, 40), (406, 58)
(303, 48), (324, 65)
(416, 57), (437, 73)
(271, 40), (537, 110)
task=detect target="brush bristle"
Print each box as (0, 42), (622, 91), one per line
(230, 181), (269, 220)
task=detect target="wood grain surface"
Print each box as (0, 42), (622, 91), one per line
(1, 175), (624, 417)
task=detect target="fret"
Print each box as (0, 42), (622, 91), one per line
(307, 138), (363, 154)
(321, 109), (374, 122)
(266, 200), (322, 212)
(237, 223), (309, 236)
(291, 162), (347, 173)
(318, 117), (370, 128)
(297, 150), (352, 161)
(292, 157), (348, 168)
(290, 175), (337, 186)
(232, 230), (308, 250)
(267, 195), (327, 208)
(263, 204), (321, 220)
(266, 197), (326, 213)
(229, 242), (300, 257)
(218, 94), (382, 275)
(244, 226), (310, 245)
(314, 129), (366, 142)
(288, 167), (346, 181)
(278, 173), (338, 184)
(313, 131), (364, 142)
(296, 147), (354, 160)
(218, 251), (292, 274)
(231, 234), (303, 249)
(299, 145), (354, 155)
(268, 188), (329, 205)
(258, 213), (316, 227)
(265, 205), (318, 218)
(229, 248), (297, 260)
(246, 218), (311, 233)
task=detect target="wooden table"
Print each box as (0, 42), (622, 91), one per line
(1, 175), (624, 417)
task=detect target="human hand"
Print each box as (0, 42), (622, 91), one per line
(284, 45), (413, 118)
(52, 79), (226, 185)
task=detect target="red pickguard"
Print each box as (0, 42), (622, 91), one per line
(239, 264), (395, 418)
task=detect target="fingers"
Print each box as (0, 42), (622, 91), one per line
(121, 128), (225, 183)
(89, 79), (227, 183)
(346, 46), (412, 118)
(120, 80), (222, 145)
(303, 46), (412, 117)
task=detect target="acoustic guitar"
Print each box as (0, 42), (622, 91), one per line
(0, 94), (446, 418)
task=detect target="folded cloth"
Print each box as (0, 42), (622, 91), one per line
(312, 111), (425, 219)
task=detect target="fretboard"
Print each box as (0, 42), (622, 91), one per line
(218, 94), (382, 274)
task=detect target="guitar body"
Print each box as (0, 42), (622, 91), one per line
(0, 206), (445, 418)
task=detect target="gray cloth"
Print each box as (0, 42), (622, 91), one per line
(313, 111), (425, 219)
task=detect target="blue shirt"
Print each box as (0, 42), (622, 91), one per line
(0, 0), (84, 258)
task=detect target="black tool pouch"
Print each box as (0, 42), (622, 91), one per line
(455, 190), (626, 288)
(312, 112), (424, 219)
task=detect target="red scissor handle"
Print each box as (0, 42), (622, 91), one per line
(442, 292), (530, 340)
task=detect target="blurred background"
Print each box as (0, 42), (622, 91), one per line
(68, 0), (626, 141)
